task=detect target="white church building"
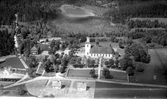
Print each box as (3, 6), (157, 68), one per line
(85, 37), (117, 59)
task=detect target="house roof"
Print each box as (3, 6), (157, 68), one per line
(77, 82), (87, 89)
(52, 80), (62, 87)
(38, 44), (50, 51)
(90, 45), (115, 54)
(31, 46), (37, 51)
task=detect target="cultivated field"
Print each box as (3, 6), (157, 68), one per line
(94, 82), (167, 98)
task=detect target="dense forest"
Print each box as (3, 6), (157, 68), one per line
(128, 19), (167, 29)
(127, 30), (167, 48)
(0, 30), (15, 56)
(105, 1), (167, 23)
(0, 0), (59, 25)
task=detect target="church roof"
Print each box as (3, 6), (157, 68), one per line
(90, 45), (115, 54)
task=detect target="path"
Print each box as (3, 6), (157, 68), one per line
(3, 74), (167, 89)
(18, 56), (28, 69)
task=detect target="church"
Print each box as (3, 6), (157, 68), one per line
(85, 37), (117, 59)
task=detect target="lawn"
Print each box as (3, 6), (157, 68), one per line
(25, 79), (48, 96)
(60, 4), (95, 17)
(94, 82), (167, 98)
(135, 48), (167, 85)
(67, 69), (127, 81)
(0, 57), (24, 69)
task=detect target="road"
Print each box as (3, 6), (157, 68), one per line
(3, 72), (167, 98)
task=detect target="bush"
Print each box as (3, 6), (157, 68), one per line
(135, 63), (144, 72)
(90, 69), (98, 79)
(102, 68), (112, 79)
(18, 86), (27, 96)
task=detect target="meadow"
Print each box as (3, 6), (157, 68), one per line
(135, 48), (167, 85)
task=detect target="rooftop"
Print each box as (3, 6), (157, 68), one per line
(90, 45), (115, 54)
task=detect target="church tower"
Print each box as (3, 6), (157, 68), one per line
(85, 37), (91, 56)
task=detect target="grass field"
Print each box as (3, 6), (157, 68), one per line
(94, 82), (167, 98)
(0, 57), (24, 69)
(26, 80), (48, 96)
(67, 69), (127, 81)
(48, 4), (127, 34)
(135, 48), (167, 85)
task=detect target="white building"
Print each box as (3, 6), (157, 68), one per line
(77, 82), (87, 91)
(85, 37), (116, 59)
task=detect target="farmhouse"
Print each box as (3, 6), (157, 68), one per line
(85, 37), (116, 59)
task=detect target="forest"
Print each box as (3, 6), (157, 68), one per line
(105, 1), (167, 23)
(128, 19), (167, 29)
(0, 29), (15, 56)
(0, 0), (59, 25)
(127, 30), (167, 48)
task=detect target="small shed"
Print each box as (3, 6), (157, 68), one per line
(52, 80), (62, 89)
(77, 82), (87, 91)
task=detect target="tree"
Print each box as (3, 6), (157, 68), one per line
(29, 57), (38, 68)
(76, 57), (82, 65)
(90, 68), (98, 78)
(104, 61), (109, 67)
(109, 59), (114, 67)
(18, 86), (27, 96)
(69, 57), (77, 65)
(125, 43), (151, 63)
(135, 62), (144, 72)
(120, 55), (133, 71)
(44, 59), (54, 73)
(27, 68), (36, 78)
(126, 67), (134, 76)
(102, 68), (112, 79)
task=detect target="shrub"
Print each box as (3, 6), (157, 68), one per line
(90, 68), (98, 78)
(102, 68), (112, 79)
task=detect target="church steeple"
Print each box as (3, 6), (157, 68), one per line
(85, 37), (91, 56)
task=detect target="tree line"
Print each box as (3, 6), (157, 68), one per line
(128, 19), (167, 29)
(105, 1), (167, 23)
(0, 29), (15, 57)
(0, 0), (59, 25)
(127, 30), (167, 48)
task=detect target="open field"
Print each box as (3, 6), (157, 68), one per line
(26, 80), (48, 96)
(135, 48), (167, 85)
(48, 5), (126, 34)
(94, 82), (167, 98)
(60, 4), (95, 17)
(0, 57), (25, 69)
(67, 69), (127, 81)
